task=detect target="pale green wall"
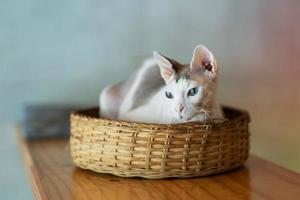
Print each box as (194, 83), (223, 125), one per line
(1, 0), (252, 123)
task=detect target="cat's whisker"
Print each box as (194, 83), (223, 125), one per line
(195, 108), (215, 121)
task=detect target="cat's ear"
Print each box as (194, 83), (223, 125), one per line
(153, 51), (176, 84)
(190, 45), (217, 79)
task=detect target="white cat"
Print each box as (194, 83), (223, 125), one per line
(100, 45), (223, 124)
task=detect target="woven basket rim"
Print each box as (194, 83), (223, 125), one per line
(71, 105), (250, 128)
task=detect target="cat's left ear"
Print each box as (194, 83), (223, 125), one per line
(153, 51), (176, 84)
(190, 45), (218, 79)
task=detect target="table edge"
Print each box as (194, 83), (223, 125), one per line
(16, 127), (49, 200)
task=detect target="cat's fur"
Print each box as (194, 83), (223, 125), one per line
(100, 45), (223, 124)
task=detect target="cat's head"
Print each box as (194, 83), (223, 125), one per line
(153, 45), (218, 121)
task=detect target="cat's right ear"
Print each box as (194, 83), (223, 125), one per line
(153, 51), (175, 84)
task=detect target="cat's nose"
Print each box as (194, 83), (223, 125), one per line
(179, 106), (184, 112)
(176, 105), (184, 114)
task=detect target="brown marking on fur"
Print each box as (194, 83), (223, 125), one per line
(171, 64), (190, 78)
(160, 54), (186, 74)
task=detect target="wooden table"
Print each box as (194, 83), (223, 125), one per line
(17, 132), (300, 200)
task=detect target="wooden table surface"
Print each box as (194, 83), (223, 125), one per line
(17, 132), (300, 200)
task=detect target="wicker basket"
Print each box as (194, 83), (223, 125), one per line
(70, 106), (250, 179)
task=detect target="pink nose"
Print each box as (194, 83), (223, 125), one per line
(176, 105), (184, 114)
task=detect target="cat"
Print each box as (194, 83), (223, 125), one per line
(99, 45), (223, 124)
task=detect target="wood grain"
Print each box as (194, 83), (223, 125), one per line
(17, 130), (300, 200)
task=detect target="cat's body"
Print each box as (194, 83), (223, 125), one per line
(100, 45), (223, 124)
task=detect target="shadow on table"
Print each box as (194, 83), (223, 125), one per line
(70, 165), (252, 199)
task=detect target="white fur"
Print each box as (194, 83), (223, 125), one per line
(99, 85), (114, 119)
(119, 87), (172, 123)
(117, 59), (175, 123)
(119, 59), (156, 114)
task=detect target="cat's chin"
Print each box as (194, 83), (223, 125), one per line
(173, 116), (194, 123)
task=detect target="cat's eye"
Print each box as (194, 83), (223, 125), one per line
(188, 87), (198, 96)
(165, 91), (174, 99)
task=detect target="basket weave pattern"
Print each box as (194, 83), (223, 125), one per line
(70, 107), (250, 179)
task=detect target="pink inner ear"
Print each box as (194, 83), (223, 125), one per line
(202, 60), (213, 71)
(164, 68), (174, 77)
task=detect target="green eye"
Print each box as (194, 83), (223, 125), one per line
(188, 87), (198, 96)
(165, 91), (174, 99)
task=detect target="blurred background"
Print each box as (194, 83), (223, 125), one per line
(1, 0), (299, 199)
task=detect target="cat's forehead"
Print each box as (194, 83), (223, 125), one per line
(174, 64), (190, 77)
(167, 76), (200, 91)
(173, 64), (208, 85)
